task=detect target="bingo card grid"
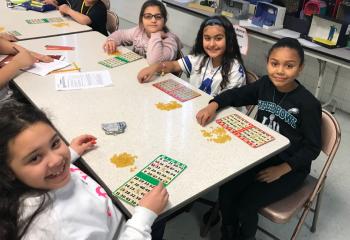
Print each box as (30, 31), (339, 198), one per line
(98, 52), (142, 68)
(25, 17), (64, 24)
(216, 114), (275, 148)
(153, 79), (201, 102)
(113, 154), (187, 207)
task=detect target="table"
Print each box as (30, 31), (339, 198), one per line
(163, 0), (350, 112)
(0, 0), (91, 40)
(14, 31), (290, 218)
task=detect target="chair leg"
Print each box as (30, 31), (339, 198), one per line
(291, 204), (313, 240)
(200, 202), (220, 238)
(311, 186), (325, 232)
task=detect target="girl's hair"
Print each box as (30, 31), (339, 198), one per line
(0, 101), (52, 240)
(139, 0), (169, 33)
(191, 15), (246, 90)
(267, 37), (304, 66)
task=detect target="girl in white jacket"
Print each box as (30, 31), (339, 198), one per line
(0, 101), (168, 240)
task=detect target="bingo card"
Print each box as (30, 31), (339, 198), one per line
(153, 79), (201, 102)
(98, 52), (142, 68)
(216, 114), (274, 148)
(25, 17), (64, 24)
(113, 154), (187, 206)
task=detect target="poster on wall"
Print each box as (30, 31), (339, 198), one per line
(234, 25), (248, 55)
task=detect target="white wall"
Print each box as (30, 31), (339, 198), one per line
(111, 1), (350, 113)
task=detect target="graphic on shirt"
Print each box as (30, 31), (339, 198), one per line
(96, 186), (108, 198)
(262, 114), (280, 132)
(71, 166), (113, 217)
(258, 100), (298, 129)
(113, 154), (187, 206)
(199, 78), (213, 94)
(216, 114), (274, 148)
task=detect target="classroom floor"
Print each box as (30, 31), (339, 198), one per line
(117, 18), (350, 240)
(162, 107), (350, 240)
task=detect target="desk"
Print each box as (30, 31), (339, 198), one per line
(0, 1), (91, 40)
(14, 31), (290, 218)
(163, 0), (350, 112)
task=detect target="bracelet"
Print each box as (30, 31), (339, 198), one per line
(160, 62), (166, 76)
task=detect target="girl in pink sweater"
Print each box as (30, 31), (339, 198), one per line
(103, 0), (181, 64)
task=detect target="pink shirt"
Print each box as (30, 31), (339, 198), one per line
(107, 26), (181, 64)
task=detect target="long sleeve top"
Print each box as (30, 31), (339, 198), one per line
(212, 75), (322, 173)
(107, 26), (181, 64)
(21, 149), (157, 240)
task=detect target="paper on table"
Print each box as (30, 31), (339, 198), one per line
(55, 70), (113, 90)
(25, 59), (70, 76)
(273, 29), (300, 39)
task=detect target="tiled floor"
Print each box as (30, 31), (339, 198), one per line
(117, 17), (350, 240)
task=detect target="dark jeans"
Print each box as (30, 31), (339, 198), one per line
(219, 157), (307, 239)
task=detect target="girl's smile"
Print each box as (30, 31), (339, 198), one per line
(9, 122), (71, 190)
(203, 25), (226, 67)
(267, 47), (303, 92)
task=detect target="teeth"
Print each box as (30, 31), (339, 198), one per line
(50, 164), (65, 177)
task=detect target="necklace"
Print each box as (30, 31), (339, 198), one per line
(271, 88), (288, 118)
(200, 58), (221, 94)
(81, 0), (93, 15)
(272, 88), (288, 106)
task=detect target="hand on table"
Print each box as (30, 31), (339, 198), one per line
(196, 102), (219, 127)
(103, 39), (117, 54)
(139, 182), (169, 215)
(70, 134), (97, 156)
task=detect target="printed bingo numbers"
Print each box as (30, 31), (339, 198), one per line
(98, 52), (142, 68)
(216, 113), (275, 148)
(113, 154), (187, 206)
(25, 17), (64, 24)
(153, 79), (201, 102)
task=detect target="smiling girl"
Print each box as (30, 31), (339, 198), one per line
(0, 101), (168, 240)
(137, 15), (246, 97)
(196, 37), (322, 240)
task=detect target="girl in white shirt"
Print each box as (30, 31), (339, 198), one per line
(0, 101), (168, 240)
(137, 15), (246, 96)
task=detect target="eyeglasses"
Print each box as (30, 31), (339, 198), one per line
(143, 13), (163, 20)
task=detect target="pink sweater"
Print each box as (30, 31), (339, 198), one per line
(107, 26), (181, 64)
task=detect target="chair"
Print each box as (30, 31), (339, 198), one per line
(200, 109), (341, 239)
(245, 70), (259, 116)
(100, 0), (110, 10)
(106, 10), (119, 35)
(258, 109), (341, 240)
(174, 48), (186, 78)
